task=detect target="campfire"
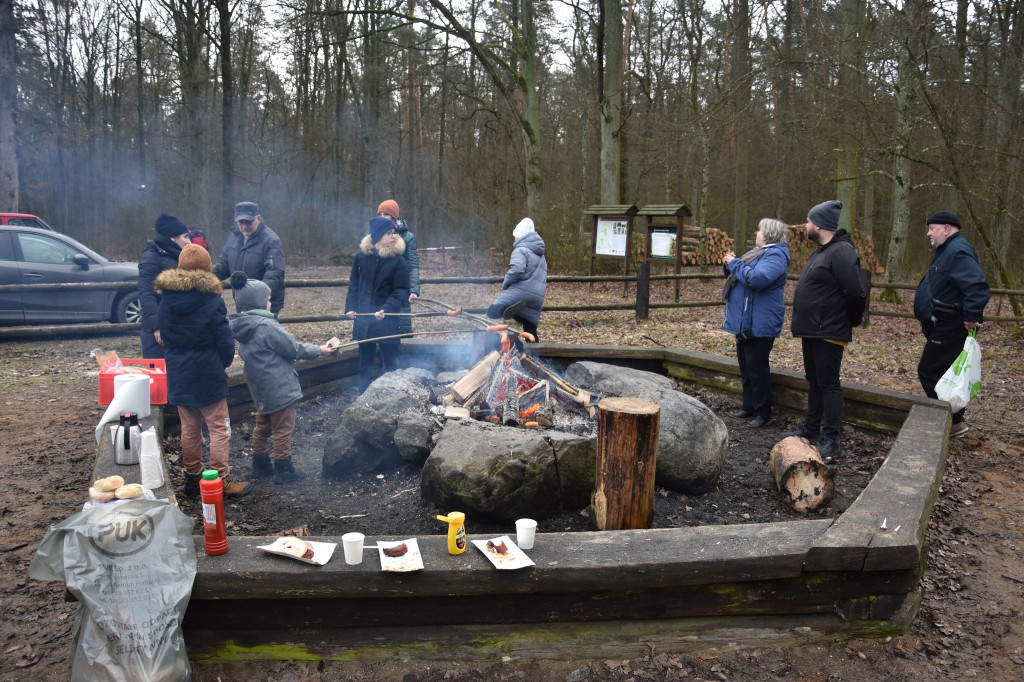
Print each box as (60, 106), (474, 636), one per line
(436, 332), (601, 432)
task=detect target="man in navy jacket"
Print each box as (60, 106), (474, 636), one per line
(212, 202), (286, 316)
(913, 211), (990, 437)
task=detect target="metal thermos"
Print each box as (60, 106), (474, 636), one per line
(114, 412), (142, 465)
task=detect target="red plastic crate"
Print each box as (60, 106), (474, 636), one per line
(98, 359), (168, 405)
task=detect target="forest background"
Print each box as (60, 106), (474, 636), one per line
(0, 0), (1021, 293)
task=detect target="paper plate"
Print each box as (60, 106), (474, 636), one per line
(472, 535), (534, 570)
(378, 538), (424, 572)
(258, 537), (336, 566)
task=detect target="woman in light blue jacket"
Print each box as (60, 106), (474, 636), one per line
(721, 218), (791, 428)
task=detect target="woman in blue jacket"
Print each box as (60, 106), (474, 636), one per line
(721, 219), (791, 428)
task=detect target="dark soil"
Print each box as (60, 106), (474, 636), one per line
(170, 379), (892, 539)
(3, 265), (1023, 681)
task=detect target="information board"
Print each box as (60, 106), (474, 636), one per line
(595, 218), (629, 257)
(649, 227), (677, 260)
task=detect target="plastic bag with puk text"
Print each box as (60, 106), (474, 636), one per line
(935, 331), (982, 413)
(28, 499), (196, 682)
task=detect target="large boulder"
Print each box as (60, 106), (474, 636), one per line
(564, 361), (727, 494)
(323, 369), (437, 477)
(421, 420), (595, 521)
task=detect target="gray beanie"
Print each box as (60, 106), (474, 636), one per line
(230, 271), (271, 313)
(807, 200), (843, 231)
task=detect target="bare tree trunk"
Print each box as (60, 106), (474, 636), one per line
(600, 0), (624, 204)
(836, 0), (866, 234)
(730, 0), (751, 251)
(0, 0), (18, 209)
(215, 0), (235, 226)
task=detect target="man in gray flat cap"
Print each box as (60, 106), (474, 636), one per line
(784, 199), (866, 457)
(212, 202), (286, 316)
(913, 211), (990, 437)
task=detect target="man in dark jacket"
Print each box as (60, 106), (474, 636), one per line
(138, 213), (191, 358)
(212, 202), (286, 316)
(913, 211), (990, 437)
(784, 200), (866, 457)
(155, 244), (249, 497)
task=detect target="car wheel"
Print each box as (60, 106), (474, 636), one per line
(114, 291), (142, 324)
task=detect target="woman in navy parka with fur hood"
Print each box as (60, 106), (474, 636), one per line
(345, 216), (410, 389)
(721, 218), (791, 428)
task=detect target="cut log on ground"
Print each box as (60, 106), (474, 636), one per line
(769, 436), (836, 513)
(592, 397), (661, 530)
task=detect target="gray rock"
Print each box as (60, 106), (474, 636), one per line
(564, 361), (727, 494)
(323, 369), (433, 477)
(394, 408), (438, 464)
(421, 420), (595, 521)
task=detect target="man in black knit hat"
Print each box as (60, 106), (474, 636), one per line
(784, 200), (866, 457)
(913, 211), (990, 437)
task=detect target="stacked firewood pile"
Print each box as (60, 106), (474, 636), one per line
(436, 341), (600, 431)
(676, 226), (735, 266)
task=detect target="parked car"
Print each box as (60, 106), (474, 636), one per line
(0, 225), (141, 325)
(0, 212), (55, 231)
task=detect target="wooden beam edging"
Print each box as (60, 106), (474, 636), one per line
(92, 339), (945, 658)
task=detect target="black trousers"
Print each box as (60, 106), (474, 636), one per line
(800, 338), (846, 440)
(358, 342), (400, 389)
(736, 336), (775, 418)
(918, 324), (968, 424)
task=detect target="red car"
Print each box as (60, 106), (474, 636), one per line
(0, 213), (55, 231)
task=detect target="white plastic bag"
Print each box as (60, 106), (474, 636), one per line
(935, 332), (981, 412)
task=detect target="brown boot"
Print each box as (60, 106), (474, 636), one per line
(221, 474), (251, 497)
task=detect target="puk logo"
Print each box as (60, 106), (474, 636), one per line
(88, 511), (156, 557)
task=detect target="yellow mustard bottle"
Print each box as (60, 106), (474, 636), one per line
(436, 512), (467, 555)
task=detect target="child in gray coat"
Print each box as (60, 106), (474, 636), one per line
(228, 272), (330, 484)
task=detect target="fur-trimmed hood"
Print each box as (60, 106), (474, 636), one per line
(359, 233), (406, 258)
(153, 268), (225, 296)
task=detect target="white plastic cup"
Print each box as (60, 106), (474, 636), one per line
(515, 518), (538, 550)
(342, 532), (365, 565)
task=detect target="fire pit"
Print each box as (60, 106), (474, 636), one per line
(91, 340), (951, 664)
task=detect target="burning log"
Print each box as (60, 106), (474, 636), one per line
(451, 351), (500, 402)
(768, 437), (836, 513)
(591, 397), (661, 531)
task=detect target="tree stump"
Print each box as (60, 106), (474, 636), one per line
(591, 397), (660, 530)
(769, 436), (836, 513)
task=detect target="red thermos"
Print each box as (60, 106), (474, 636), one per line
(200, 470), (228, 555)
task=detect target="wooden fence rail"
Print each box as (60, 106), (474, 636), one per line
(0, 270), (1020, 339)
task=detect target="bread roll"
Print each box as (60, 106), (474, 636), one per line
(278, 537), (315, 560)
(114, 483), (144, 499)
(93, 475), (125, 492)
(88, 486), (116, 502)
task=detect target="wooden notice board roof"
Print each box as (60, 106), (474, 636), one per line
(583, 204), (638, 217)
(635, 204), (693, 218)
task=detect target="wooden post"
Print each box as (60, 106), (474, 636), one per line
(636, 262), (650, 322)
(591, 397), (660, 530)
(860, 267), (871, 327)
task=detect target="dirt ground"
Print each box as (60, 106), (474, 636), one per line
(2, 262), (1023, 681)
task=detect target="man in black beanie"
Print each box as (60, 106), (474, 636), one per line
(784, 200), (866, 456)
(138, 213), (191, 358)
(912, 211), (990, 437)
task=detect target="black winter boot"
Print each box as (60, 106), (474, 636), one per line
(252, 455), (274, 479)
(183, 472), (201, 497)
(274, 458), (306, 485)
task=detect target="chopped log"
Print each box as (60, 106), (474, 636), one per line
(769, 437), (836, 513)
(592, 397), (661, 531)
(451, 351), (500, 402)
(444, 406), (470, 420)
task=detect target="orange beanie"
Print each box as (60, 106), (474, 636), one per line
(377, 200), (399, 221)
(178, 243), (213, 272)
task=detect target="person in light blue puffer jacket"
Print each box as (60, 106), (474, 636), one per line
(488, 217), (547, 341)
(721, 218), (791, 428)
